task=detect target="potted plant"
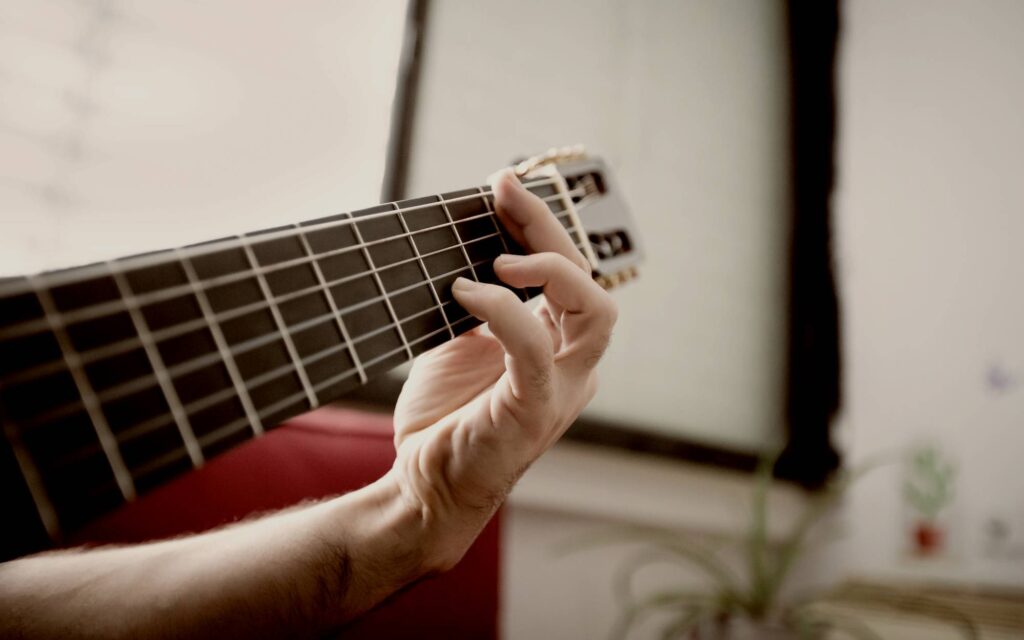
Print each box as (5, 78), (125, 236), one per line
(565, 457), (977, 639)
(903, 444), (955, 557)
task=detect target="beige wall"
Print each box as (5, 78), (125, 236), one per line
(0, 1), (405, 275)
(836, 0), (1024, 588)
(503, 443), (814, 639)
(407, 0), (792, 453)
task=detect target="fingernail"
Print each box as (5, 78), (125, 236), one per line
(504, 169), (526, 192)
(495, 253), (524, 266)
(488, 167), (524, 194)
(452, 276), (476, 293)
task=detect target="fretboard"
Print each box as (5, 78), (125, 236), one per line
(0, 177), (587, 543)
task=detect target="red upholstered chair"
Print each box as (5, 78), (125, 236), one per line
(71, 407), (502, 639)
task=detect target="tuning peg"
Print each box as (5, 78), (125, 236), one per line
(595, 266), (640, 291)
(514, 145), (590, 177)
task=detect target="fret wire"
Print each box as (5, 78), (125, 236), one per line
(292, 224), (366, 385)
(126, 312), (481, 486)
(550, 173), (599, 270)
(108, 262), (205, 468)
(392, 202), (454, 339)
(7, 187), (587, 429)
(54, 380), (238, 469)
(478, 187), (512, 254)
(347, 214), (414, 361)
(3, 227), (497, 387)
(21, 250), (495, 430)
(29, 277), (138, 501)
(1, 179), (586, 520)
(0, 178), (561, 302)
(130, 440), (195, 482)
(135, 385), (236, 443)
(7, 225), (586, 396)
(479, 187), (529, 300)
(2, 418), (61, 541)
(3, 219), (512, 362)
(315, 313), (475, 395)
(176, 250), (265, 437)
(238, 237), (318, 409)
(438, 194), (480, 282)
(0, 197), (572, 342)
(53, 296), (476, 475)
(36, 257), (488, 452)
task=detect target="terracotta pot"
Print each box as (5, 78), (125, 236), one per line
(914, 521), (944, 554)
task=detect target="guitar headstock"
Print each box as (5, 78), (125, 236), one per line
(516, 146), (644, 290)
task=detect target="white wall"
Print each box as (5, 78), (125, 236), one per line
(407, 0), (792, 453)
(503, 443), (814, 640)
(836, 0), (1024, 588)
(403, 3), (816, 635)
(0, 1), (406, 275)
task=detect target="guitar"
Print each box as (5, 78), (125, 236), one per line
(0, 147), (642, 557)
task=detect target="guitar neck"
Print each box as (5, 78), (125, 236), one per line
(0, 176), (588, 541)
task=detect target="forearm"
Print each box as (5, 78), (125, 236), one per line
(0, 471), (435, 639)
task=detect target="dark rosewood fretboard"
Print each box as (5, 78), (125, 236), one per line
(0, 177), (588, 545)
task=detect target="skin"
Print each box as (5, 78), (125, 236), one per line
(0, 169), (617, 639)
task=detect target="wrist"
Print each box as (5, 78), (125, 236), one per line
(315, 470), (449, 622)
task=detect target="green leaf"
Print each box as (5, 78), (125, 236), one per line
(658, 606), (708, 640)
(746, 457), (774, 616)
(771, 457), (893, 596)
(557, 526), (742, 599)
(610, 591), (718, 640)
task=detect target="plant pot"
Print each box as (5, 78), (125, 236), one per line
(913, 521), (945, 555)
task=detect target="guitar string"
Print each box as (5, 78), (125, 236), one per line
(4, 203), (582, 389)
(0, 176), (562, 301)
(51, 264), (489, 471)
(22, 237), (539, 435)
(15, 229), (578, 480)
(0, 175), (590, 531)
(19, 231), (509, 426)
(0, 188), (581, 342)
(96, 312), (479, 486)
(10, 228), (513, 394)
(5, 182), (589, 489)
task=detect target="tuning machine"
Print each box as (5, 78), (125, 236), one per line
(514, 145), (588, 177)
(595, 265), (639, 291)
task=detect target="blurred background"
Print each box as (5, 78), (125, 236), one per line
(1, 0), (1022, 637)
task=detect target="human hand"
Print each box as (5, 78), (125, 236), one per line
(390, 169), (617, 569)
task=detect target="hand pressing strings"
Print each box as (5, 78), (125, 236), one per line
(391, 168), (617, 568)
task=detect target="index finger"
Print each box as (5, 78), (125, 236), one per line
(488, 168), (591, 273)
